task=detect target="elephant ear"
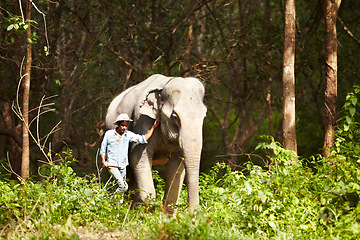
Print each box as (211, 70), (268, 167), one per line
(139, 88), (163, 120)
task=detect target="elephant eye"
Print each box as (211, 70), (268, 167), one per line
(171, 112), (180, 126)
(171, 113), (178, 119)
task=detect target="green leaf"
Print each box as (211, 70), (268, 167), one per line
(84, 189), (93, 196)
(244, 182), (252, 194)
(355, 86), (360, 94)
(7, 24), (14, 31)
(351, 96), (358, 106)
(349, 106), (356, 117)
(255, 142), (264, 150)
(346, 116), (352, 124)
(258, 190), (267, 203)
(293, 196), (299, 205)
(44, 46), (50, 56)
(351, 223), (360, 234)
(268, 221), (276, 229)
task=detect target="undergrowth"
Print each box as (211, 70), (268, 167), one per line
(1, 86), (360, 239)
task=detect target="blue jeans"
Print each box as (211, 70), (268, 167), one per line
(108, 167), (128, 192)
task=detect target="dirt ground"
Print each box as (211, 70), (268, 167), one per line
(75, 226), (134, 240)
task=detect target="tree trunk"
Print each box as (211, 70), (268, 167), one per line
(183, 13), (194, 77)
(21, 0), (32, 179)
(264, 0), (273, 137)
(323, 0), (342, 157)
(282, 0), (297, 154)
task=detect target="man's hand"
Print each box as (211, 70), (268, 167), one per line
(153, 120), (160, 128)
(101, 154), (108, 168)
(145, 120), (160, 141)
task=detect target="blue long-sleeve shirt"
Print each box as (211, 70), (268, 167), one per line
(100, 129), (147, 168)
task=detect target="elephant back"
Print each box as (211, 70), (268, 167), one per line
(105, 74), (172, 129)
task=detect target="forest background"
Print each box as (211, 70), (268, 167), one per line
(2, 0), (360, 239)
(0, 0), (359, 178)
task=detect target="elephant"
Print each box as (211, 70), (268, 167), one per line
(105, 74), (207, 214)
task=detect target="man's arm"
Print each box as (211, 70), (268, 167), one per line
(101, 154), (108, 168)
(145, 120), (160, 141)
(100, 131), (109, 168)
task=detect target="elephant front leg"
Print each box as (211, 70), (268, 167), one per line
(163, 152), (185, 215)
(129, 145), (156, 208)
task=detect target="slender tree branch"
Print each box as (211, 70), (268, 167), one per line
(337, 16), (360, 47)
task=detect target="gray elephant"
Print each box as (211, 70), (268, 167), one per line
(105, 74), (207, 214)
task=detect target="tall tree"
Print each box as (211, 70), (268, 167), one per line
(282, 0), (297, 154)
(323, 0), (342, 157)
(21, 0), (32, 179)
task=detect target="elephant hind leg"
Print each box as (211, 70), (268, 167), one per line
(163, 152), (185, 215)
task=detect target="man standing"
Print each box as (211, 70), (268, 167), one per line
(100, 113), (159, 195)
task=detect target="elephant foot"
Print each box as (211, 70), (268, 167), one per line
(130, 201), (155, 213)
(128, 191), (155, 212)
(161, 202), (177, 216)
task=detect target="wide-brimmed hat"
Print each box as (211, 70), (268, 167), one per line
(114, 113), (133, 123)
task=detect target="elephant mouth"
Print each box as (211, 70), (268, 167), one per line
(161, 119), (179, 143)
(167, 130), (178, 142)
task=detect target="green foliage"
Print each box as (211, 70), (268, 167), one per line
(0, 158), (12, 180)
(2, 14), (38, 44)
(5, 16), (30, 32)
(2, 141), (360, 239)
(152, 169), (165, 196)
(2, 88), (360, 239)
(335, 85), (360, 160)
(3, 13), (38, 33)
(0, 150), (121, 239)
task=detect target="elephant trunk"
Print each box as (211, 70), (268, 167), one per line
(179, 123), (203, 212)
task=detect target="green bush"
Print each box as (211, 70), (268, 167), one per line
(0, 150), (120, 239)
(2, 87), (360, 239)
